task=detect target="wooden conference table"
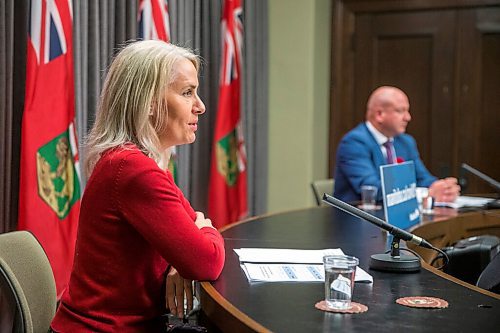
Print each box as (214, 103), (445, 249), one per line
(199, 206), (500, 333)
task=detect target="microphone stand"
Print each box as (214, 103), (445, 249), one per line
(369, 237), (421, 273)
(322, 194), (432, 273)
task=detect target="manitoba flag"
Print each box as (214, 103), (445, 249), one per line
(18, 0), (81, 298)
(138, 0), (179, 181)
(208, 0), (248, 228)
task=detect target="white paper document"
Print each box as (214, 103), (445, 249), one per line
(234, 248), (373, 283)
(435, 195), (494, 209)
(240, 263), (373, 283)
(234, 248), (344, 264)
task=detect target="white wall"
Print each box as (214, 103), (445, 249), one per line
(267, 0), (331, 213)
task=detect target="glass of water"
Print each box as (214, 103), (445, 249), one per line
(360, 185), (377, 210)
(323, 255), (359, 310)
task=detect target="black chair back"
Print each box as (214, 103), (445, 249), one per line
(477, 251), (500, 294)
(0, 265), (24, 333)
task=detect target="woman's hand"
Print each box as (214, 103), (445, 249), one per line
(166, 266), (193, 318)
(194, 211), (216, 230)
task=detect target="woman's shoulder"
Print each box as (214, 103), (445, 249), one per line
(98, 144), (158, 171)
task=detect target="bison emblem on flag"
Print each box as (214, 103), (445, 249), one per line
(36, 129), (80, 219)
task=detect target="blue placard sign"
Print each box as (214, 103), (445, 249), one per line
(380, 161), (420, 230)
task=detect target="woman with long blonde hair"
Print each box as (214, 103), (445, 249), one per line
(50, 40), (225, 332)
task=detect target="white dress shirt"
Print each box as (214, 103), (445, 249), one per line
(365, 121), (396, 163)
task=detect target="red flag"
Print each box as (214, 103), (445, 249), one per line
(18, 0), (81, 298)
(208, 0), (248, 228)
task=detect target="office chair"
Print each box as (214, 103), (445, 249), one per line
(311, 178), (335, 206)
(0, 231), (57, 333)
(476, 251), (500, 294)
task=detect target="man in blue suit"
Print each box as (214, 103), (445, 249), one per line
(333, 86), (460, 203)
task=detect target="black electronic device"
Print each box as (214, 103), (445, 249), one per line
(322, 194), (437, 273)
(442, 235), (500, 285)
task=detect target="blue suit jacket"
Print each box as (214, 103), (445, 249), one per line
(333, 123), (437, 203)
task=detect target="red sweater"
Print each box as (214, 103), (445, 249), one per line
(51, 146), (225, 332)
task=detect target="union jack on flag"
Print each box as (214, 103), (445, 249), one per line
(220, 4), (243, 85)
(138, 0), (171, 42)
(29, 0), (72, 64)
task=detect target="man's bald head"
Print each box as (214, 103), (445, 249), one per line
(366, 86), (406, 119)
(365, 86), (411, 137)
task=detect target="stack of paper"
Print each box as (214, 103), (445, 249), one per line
(234, 248), (373, 283)
(435, 195), (494, 209)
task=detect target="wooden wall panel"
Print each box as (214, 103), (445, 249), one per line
(375, 37), (433, 167)
(330, 0), (500, 195)
(353, 10), (456, 177)
(457, 7), (500, 193)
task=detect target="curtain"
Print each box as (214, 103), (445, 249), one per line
(0, 0), (27, 233)
(0, 0), (13, 233)
(0, 0), (268, 232)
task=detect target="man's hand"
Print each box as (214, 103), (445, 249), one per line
(166, 267), (193, 318)
(429, 177), (460, 203)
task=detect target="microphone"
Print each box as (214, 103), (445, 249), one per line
(322, 194), (435, 273)
(322, 194), (433, 249)
(461, 163), (500, 193)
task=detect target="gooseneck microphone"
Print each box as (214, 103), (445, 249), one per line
(461, 163), (500, 209)
(322, 194), (433, 250)
(322, 194), (440, 273)
(462, 163), (500, 193)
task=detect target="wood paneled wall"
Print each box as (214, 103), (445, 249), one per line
(330, 0), (500, 194)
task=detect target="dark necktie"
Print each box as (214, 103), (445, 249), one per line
(383, 140), (395, 164)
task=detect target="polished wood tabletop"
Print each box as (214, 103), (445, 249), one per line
(199, 206), (500, 333)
